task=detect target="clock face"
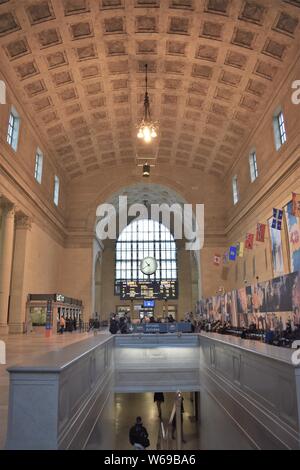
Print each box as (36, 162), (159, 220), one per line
(140, 257), (157, 275)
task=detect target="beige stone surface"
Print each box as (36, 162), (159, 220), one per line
(0, 1), (300, 327)
(0, 330), (104, 449)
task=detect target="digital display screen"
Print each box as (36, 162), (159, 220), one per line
(143, 299), (155, 308)
(116, 280), (178, 300)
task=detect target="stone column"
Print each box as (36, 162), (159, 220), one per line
(0, 204), (15, 335)
(9, 214), (32, 334)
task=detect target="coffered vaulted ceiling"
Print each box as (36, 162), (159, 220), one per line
(0, 0), (300, 179)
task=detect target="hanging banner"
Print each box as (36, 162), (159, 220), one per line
(214, 254), (221, 266)
(229, 246), (237, 261)
(292, 193), (300, 217)
(236, 241), (244, 257)
(272, 208), (283, 230)
(285, 201), (300, 272)
(268, 218), (285, 277)
(256, 223), (266, 243)
(245, 233), (254, 250)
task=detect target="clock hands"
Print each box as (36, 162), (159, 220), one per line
(142, 261), (151, 269)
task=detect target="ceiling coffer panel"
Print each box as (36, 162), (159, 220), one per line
(0, 0), (299, 178)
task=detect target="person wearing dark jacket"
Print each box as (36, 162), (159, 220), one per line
(154, 392), (164, 419)
(129, 416), (150, 450)
(119, 316), (128, 334)
(109, 316), (119, 334)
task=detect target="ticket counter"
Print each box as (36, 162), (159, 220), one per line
(26, 294), (83, 333)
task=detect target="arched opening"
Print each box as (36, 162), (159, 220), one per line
(115, 219), (177, 283)
(92, 183), (202, 322)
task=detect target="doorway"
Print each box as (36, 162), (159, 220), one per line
(163, 304), (177, 321)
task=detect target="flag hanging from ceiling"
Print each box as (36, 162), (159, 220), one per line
(229, 246), (237, 261)
(272, 209), (283, 230)
(214, 254), (221, 266)
(256, 223), (266, 243)
(236, 242), (244, 257)
(285, 202), (300, 272)
(245, 233), (254, 250)
(292, 193), (300, 218)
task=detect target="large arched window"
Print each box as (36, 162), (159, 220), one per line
(115, 219), (177, 282)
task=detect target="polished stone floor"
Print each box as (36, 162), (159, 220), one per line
(87, 392), (199, 450)
(0, 329), (102, 449)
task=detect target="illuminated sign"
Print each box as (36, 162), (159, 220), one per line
(117, 281), (178, 300)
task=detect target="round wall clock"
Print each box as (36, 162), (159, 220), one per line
(140, 257), (158, 276)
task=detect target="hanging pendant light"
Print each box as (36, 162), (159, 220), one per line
(137, 64), (158, 144)
(143, 162), (150, 177)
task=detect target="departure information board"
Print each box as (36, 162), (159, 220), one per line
(116, 281), (178, 300)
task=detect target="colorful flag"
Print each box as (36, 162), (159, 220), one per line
(292, 193), (300, 218)
(285, 202), (300, 272)
(256, 223), (266, 243)
(236, 242), (244, 258)
(214, 254), (221, 266)
(272, 209), (283, 230)
(245, 233), (254, 250)
(229, 246), (237, 261)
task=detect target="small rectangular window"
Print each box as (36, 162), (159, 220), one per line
(7, 107), (20, 151)
(249, 150), (258, 182)
(34, 149), (43, 184)
(273, 110), (287, 151)
(54, 175), (60, 206)
(232, 175), (239, 205)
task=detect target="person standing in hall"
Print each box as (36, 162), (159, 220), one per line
(154, 392), (165, 419)
(129, 416), (150, 450)
(59, 316), (65, 334)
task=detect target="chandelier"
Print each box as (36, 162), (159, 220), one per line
(137, 64), (158, 143)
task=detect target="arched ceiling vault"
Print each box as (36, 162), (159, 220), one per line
(107, 183), (186, 208)
(95, 183), (199, 249)
(0, 0), (300, 180)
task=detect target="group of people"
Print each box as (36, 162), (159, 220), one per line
(129, 393), (186, 450)
(109, 311), (201, 335)
(144, 314), (176, 324)
(88, 315), (101, 331)
(58, 312), (102, 335)
(109, 313), (130, 334)
(58, 316), (81, 334)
